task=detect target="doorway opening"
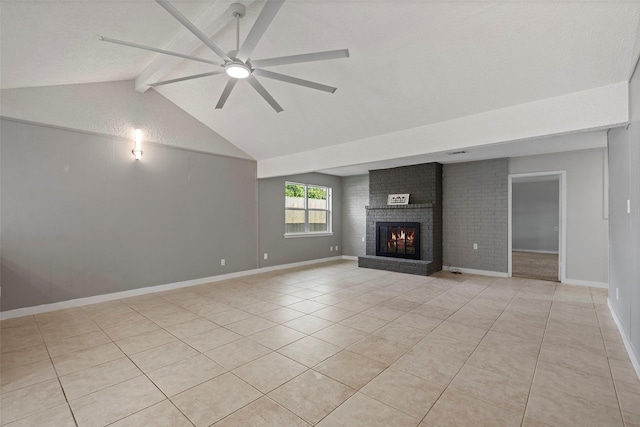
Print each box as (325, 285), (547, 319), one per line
(508, 172), (566, 282)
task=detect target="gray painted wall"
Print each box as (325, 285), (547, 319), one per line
(341, 175), (368, 257)
(0, 80), (251, 159)
(608, 126), (633, 342)
(630, 58), (640, 369)
(510, 149), (609, 283)
(512, 180), (560, 253)
(1, 119), (258, 311)
(258, 173), (342, 267)
(608, 56), (640, 366)
(443, 159), (509, 272)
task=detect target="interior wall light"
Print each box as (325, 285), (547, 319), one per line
(132, 129), (143, 160)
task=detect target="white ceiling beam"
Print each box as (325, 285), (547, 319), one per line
(257, 82), (629, 178)
(135, 0), (257, 93)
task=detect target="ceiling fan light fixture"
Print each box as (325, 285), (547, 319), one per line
(104, 0), (349, 112)
(225, 61), (251, 79)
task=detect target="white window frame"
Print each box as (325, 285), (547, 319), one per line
(284, 181), (333, 238)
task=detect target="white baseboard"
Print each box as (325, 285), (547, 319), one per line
(607, 299), (640, 381)
(342, 255), (358, 261)
(512, 249), (559, 254)
(561, 278), (609, 289)
(0, 256), (345, 320)
(441, 266), (509, 278)
(257, 256), (344, 273)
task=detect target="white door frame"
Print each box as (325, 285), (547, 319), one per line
(508, 171), (567, 282)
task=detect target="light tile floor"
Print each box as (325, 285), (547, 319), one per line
(1, 261), (639, 426)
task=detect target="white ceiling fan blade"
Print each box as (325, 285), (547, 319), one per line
(155, 0), (231, 62)
(246, 75), (283, 112)
(149, 71), (224, 87)
(236, 0), (285, 63)
(215, 79), (238, 109)
(251, 49), (349, 68)
(98, 36), (221, 66)
(253, 69), (337, 93)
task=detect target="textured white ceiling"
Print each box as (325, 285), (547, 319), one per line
(1, 1), (639, 167)
(0, 1), (214, 88)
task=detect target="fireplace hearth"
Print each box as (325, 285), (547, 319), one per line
(376, 222), (420, 260)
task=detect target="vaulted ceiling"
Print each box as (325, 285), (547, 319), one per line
(1, 1), (639, 177)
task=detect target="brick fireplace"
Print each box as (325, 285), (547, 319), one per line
(358, 163), (443, 275)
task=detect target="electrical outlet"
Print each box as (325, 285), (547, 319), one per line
(473, 243), (478, 250)
(628, 199), (631, 214)
(616, 288), (619, 300)
(221, 259), (225, 266)
(330, 246), (334, 251)
(336, 245), (339, 251)
(362, 237), (365, 242)
(263, 253), (268, 260)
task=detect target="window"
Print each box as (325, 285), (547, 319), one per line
(285, 182), (332, 236)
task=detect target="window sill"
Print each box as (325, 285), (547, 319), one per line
(284, 232), (334, 239)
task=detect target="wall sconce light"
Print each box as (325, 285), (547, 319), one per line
(132, 129), (143, 160)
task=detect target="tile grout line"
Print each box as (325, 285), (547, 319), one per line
(220, 274), (465, 425)
(5, 264), (632, 426)
(53, 312), (161, 427)
(397, 280), (475, 423)
(526, 288), (632, 426)
(419, 277), (528, 425)
(109, 299), (269, 426)
(59, 303), (213, 426)
(593, 287), (629, 427)
(34, 316), (80, 427)
(93, 297), (265, 426)
(115, 283), (331, 426)
(1, 264), (346, 425)
(517, 282), (557, 427)
(224, 361), (304, 423)
(282, 277), (450, 425)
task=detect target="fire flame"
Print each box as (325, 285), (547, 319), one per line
(387, 228), (415, 251)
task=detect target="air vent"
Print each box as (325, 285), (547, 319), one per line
(446, 150), (467, 155)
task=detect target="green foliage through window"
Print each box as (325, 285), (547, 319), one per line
(308, 187), (327, 200)
(285, 184), (304, 198)
(285, 184), (327, 199)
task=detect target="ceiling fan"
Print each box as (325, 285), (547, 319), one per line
(99, 0), (349, 112)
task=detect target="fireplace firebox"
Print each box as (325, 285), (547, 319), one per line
(375, 222), (420, 259)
